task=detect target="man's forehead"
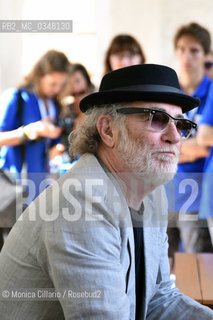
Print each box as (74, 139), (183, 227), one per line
(128, 101), (183, 117)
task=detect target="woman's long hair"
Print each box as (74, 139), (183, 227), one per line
(104, 34), (146, 74)
(69, 63), (95, 93)
(18, 49), (71, 108)
(19, 49), (71, 85)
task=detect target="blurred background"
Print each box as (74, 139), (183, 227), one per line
(1, 0), (213, 91)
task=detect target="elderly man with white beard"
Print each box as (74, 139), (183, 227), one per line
(0, 64), (212, 320)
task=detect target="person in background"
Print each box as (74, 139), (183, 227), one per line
(204, 49), (213, 79)
(167, 22), (213, 260)
(197, 85), (213, 247)
(103, 34), (146, 74)
(0, 49), (71, 200)
(59, 63), (95, 161)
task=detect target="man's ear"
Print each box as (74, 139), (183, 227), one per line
(96, 115), (117, 148)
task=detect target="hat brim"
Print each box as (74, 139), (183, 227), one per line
(80, 90), (200, 114)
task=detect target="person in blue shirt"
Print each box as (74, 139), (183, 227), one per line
(0, 50), (71, 200)
(167, 22), (213, 258)
(204, 49), (213, 80)
(197, 84), (213, 246)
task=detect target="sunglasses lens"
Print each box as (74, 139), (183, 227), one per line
(151, 112), (169, 131)
(176, 120), (192, 138)
(151, 111), (193, 139)
(117, 108), (195, 139)
(204, 61), (213, 69)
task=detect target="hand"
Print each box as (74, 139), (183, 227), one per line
(49, 143), (65, 160)
(24, 119), (62, 140)
(48, 144), (65, 168)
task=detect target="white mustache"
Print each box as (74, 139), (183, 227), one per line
(152, 147), (180, 157)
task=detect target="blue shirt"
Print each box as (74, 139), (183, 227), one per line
(167, 76), (212, 213)
(0, 87), (60, 197)
(198, 81), (213, 218)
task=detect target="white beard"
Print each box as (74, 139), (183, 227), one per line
(116, 125), (179, 188)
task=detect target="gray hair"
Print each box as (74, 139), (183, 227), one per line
(69, 103), (128, 158)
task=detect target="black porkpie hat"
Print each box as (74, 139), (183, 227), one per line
(80, 64), (200, 114)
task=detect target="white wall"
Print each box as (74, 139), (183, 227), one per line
(1, 0), (213, 92)
(0, 0), (98, 90)
(0, 0), (23, 90)
(96, 0), (213, 68)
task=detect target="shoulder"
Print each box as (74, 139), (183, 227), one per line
(0, 88), (21, 122)
(207, 80), (213, 95)
(0, 87), (19, 105)
(42, 154), (131, 229)
(0, 87), (35, 108)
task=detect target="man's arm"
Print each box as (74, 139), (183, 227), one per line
(42, 218), (131, 319)
(178, 137), (209, 163)
(197, 124), (213, 147)
(146, 232), (213, 319)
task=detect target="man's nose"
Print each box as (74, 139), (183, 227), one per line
(161, 121), (181, 145)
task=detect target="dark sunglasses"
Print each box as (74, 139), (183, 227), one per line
(115, 107), (197, 139)
(204, 61), (213, 69)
